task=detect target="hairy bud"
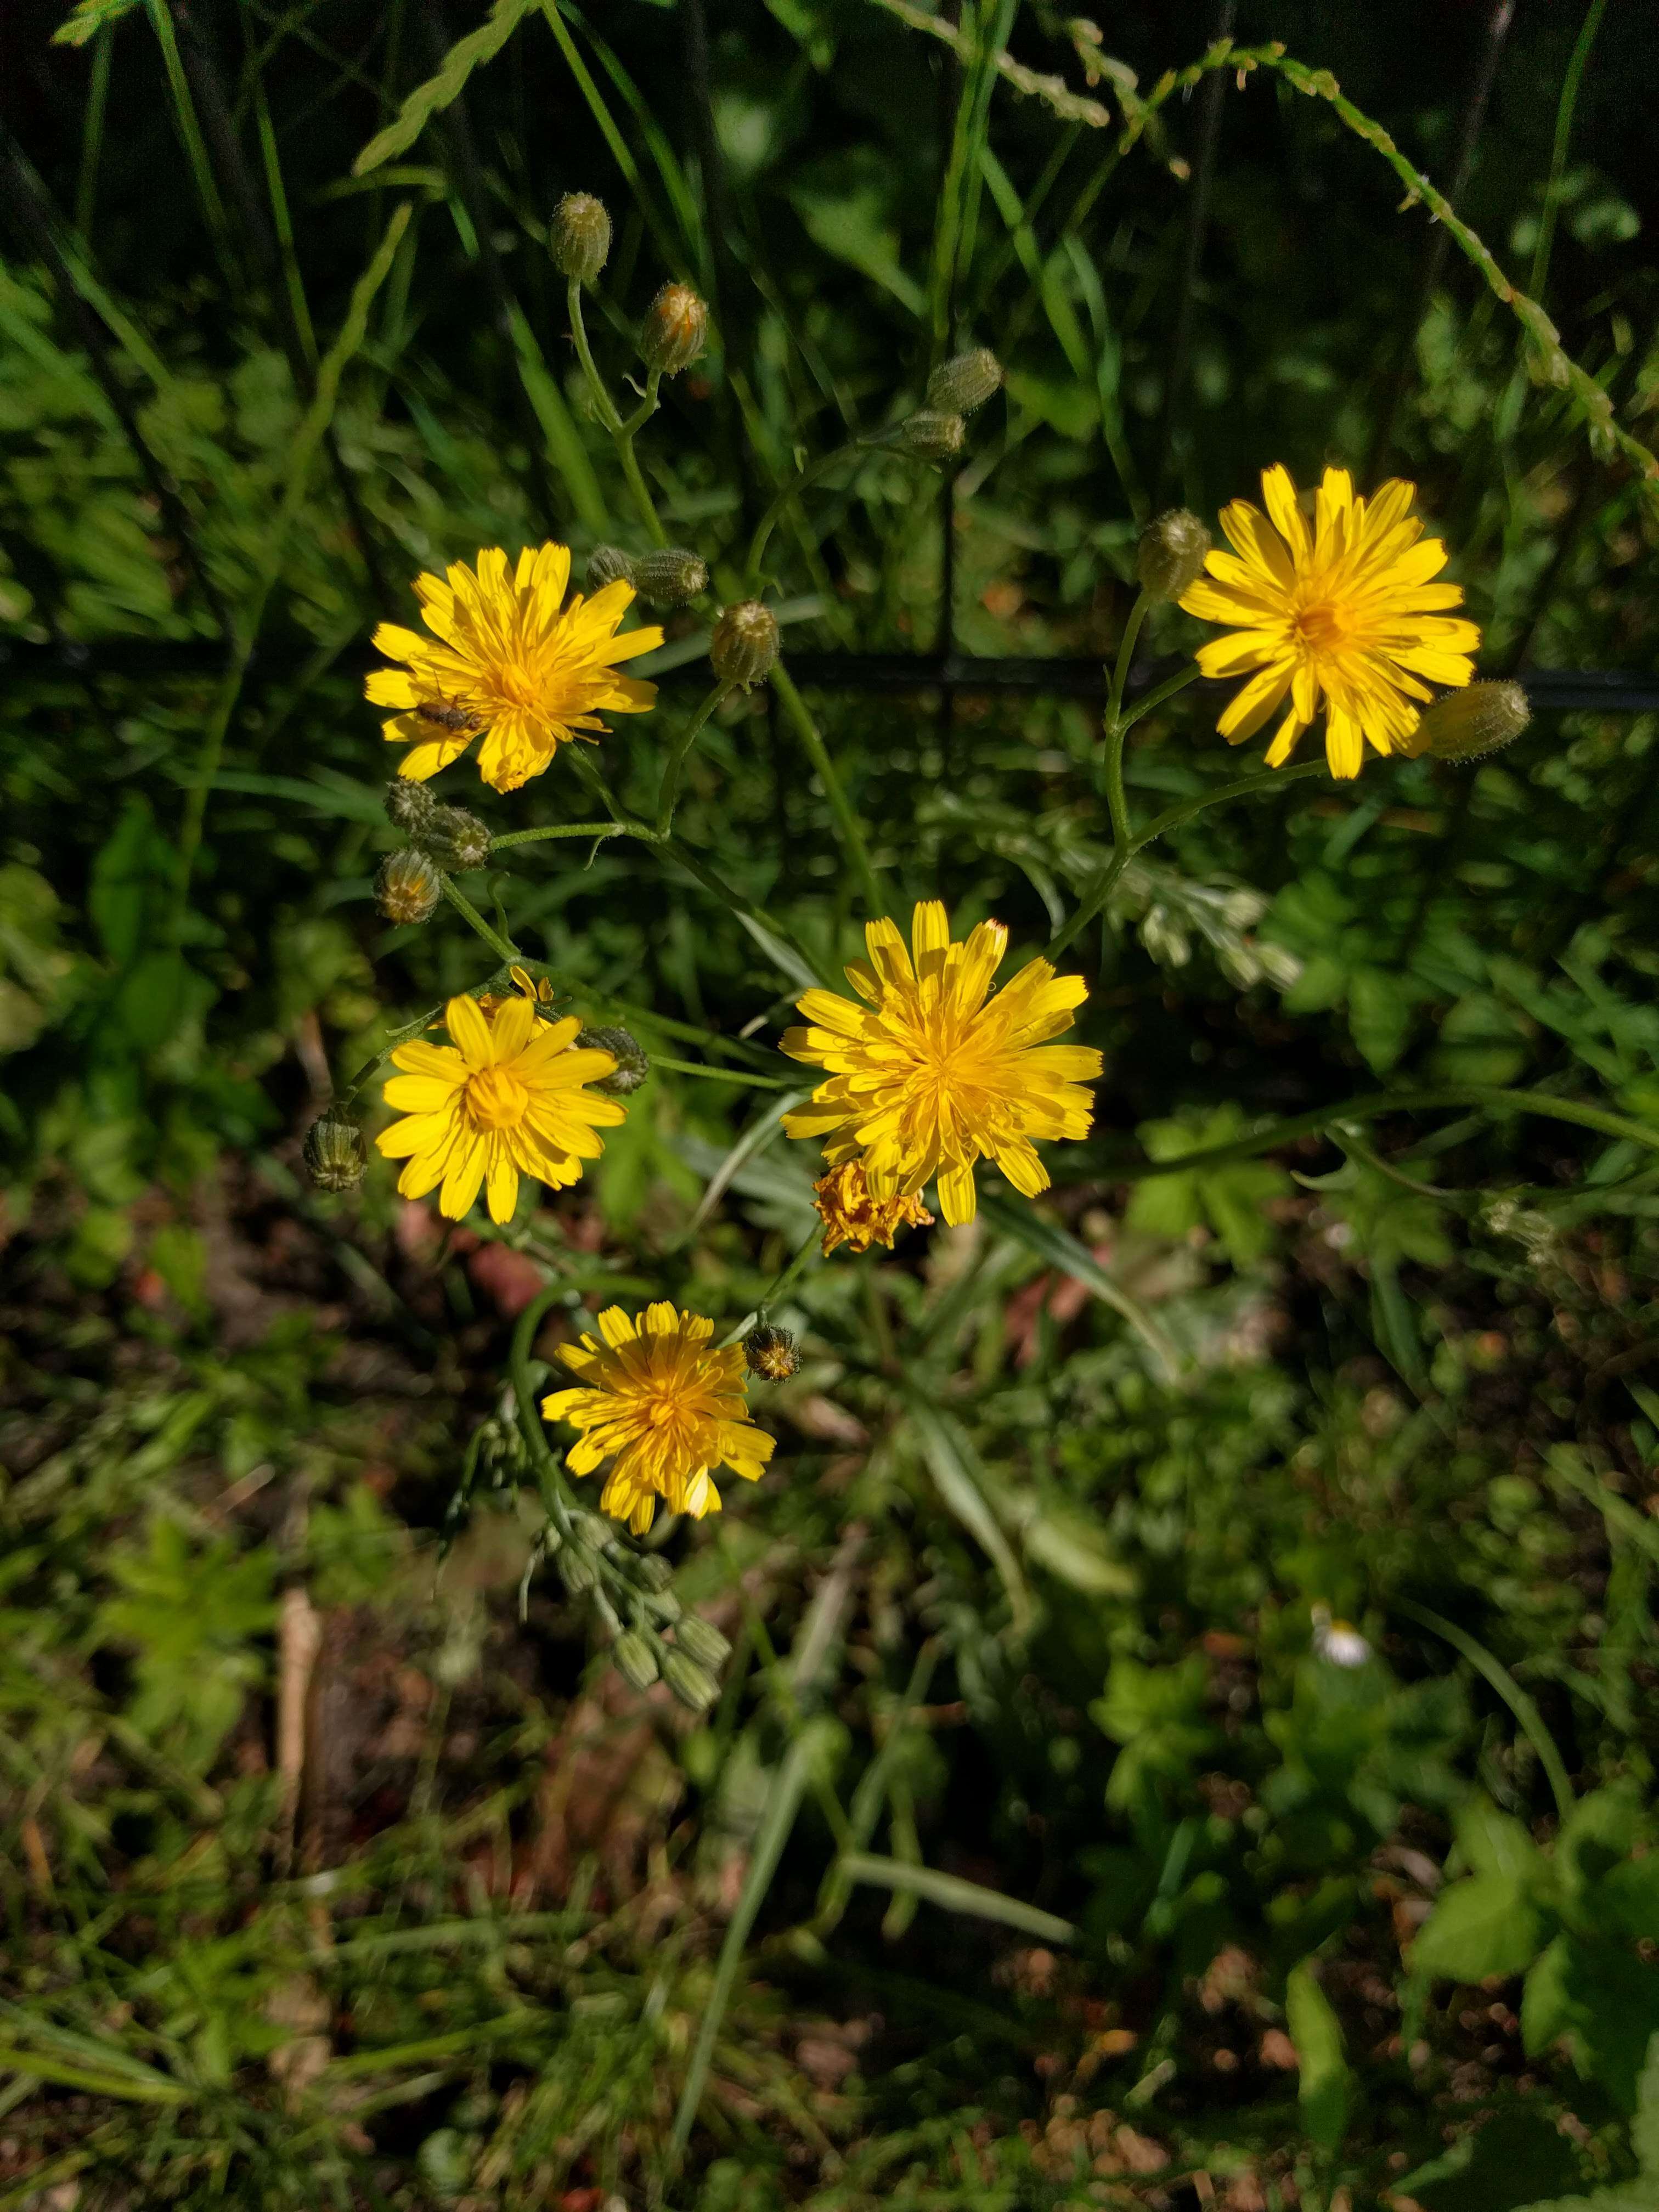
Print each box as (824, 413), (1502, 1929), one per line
(384, 777), (437, 833)
(1400, 680), (1532, 764)
(672, 1615), (732, 1673)
(587, 544), (635, 592)
(662, 1650), (719, 1713)
(900, 409), (966, 463)
(612, 1628), (661, 1694)
(632, 547), (709, 607)
(645, 1586), (682, 1627)
(375, 848), (442, 925)
(575, 1024), (650, 1097)
(302, 1109), (366, 1192)
(417, 805), (492, 873)
(634, 1554), (674, 1594)
(640, 282), (708, 376)
(926, 346), (1003, 415)
(1137, 509), (1213, 603)
(556, 1543), (598, 1598)
(710, 600), (780, 689)
(551, 191), (612, 285)
(743, 1323), (800, 1381)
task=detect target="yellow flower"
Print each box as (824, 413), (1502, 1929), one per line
(541, 1303), (776, 1534)
(1179, 465), (1481, 780)
(376, 992), (624, 1224)
(366, 543), (664, 792)
(780, 900), (1103, 1228)
(814, 1162), (934, 1256)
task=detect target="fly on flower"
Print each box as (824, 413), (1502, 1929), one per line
(366, 543), (664, 792)
(376, 991), (624, 1223)
(781, 900), (1102, 1227)
(1179, 465), (1481, 779)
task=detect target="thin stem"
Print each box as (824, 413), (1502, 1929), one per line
(567, 278), (668, 544)
(617, 431), (668, 546)
(770, 659), (887, 919)
(509, 1286), (577, 1540)
(651, 1056), (791, 1090)
(1397, 1600), (1573, 1821)
(441, 875), (519, 964)
(339, 1001), (444, 1106)
(490, 821), (632, 851)
(655, 681), (733, 834)
(1118, 659), (1204, 735)
(744, 435), (894, 590)
(566, 279), (623, 432)
(1098, 592), (1149, 852)
(1105, 594), (1148, 731)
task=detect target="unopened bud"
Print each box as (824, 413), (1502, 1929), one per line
(613, 1628), (661, 1693)
(588, 545), (635, 592)
(710, 600), (780, 689)
(632, 547), (709, 607)
(557, 1544), (598, 1598)
(926, 347), (1002, 415)
(1137, 509), (1213, 602)
(901, 409), (966, 463)
(662, 1650), (719, 1713)
(635, 1554), (674, 1594)
(640, 282), (708, 376)
(743, 1323), (800, 1381)
(375, 848), (442, 925)
(1400, 680), (1531, 764)
(672, 1615), (731, 1673)
(384, 777), (437, 833)
(417, 805), (492, 873)
(575, 1024), (650, 1097)
(302, 1109), (366, 1192)
(551, 191), (611, 285)
(646, 1587), (682, 1627)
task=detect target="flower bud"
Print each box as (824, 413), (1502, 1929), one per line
(384, 777), (437, 833)
(743, 1323), (800, 1382)
(926, 347), (1002, 415)
(1400, 680), (1531, 764)
(612, 1628), (661, 1693)
(645, 1587), (682, 1627)
(302, 1109), (366, 1192)
(1137, 509), (1212, 602)
(375, 848), (442, 926)
(672, 1615), (731, 1673)
(587, 544), (635, 592)
(557, 1543), (598, 1598)
(640, 282), (708, 376)
(710, 600), (780, 689)
(631, 547), (709, 607)
(551, 191), (611, 285)
(662, 1650), (719, 1713)
(575, 1024), (650, 1097)
(417, 805), (492, 873)
(900, 409), (966, 463)
(635, 1554), (674, 1594)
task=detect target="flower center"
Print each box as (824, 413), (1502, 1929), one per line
(1292, 595), (1355, 657)
(465, 1064), (529, 1130)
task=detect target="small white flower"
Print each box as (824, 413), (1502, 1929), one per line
(1311, 1603), (1372, 1667)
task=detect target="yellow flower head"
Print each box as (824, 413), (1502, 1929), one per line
(1179, 465), (1481, 780)
(367, 543), (664, 792)
(814, 1161), (934, 1257)
(541, 1302), (776, 1535)
(376, 992), (625, 1224)
(780, 900), (1103, 1228)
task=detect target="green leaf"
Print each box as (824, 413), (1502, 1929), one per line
(1411, 1873), (1551, 1982)
(1457, 1795), (1549, 1887)
(352, 0), (537, 174)
(1521, 1934), (1576, 2057)
(1347, 966), (1417, 1074)
(1285, 1961), (1351, 2153)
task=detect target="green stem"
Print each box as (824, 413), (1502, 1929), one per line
(1047, 759), (1325, 961)
(509, 1286), (576, 1540)
(1118, 659), (1204, 736)
(1396, 1600), (1574, 1822)
(1105, 591), (1148, 732)
(618, 366), (662, 441)
(652, 1056), (791, 1090)
(490, 821), (632, 850)
(567, 278), (667, 543)
(655, 681), (733, 834)
(566, 277), (622, 433)
(338, 1001), (444, 1106)
(441, 875), (519, 965)
(770, 659), (887, 919)
(617, 431), (668, 546)
(744, 435), (895, 589)
(759, 1224), (823, 1318)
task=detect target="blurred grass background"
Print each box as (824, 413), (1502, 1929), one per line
(3, 1), (1659, 2206)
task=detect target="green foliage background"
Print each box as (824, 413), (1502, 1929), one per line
(3, 1), (1659, 2207)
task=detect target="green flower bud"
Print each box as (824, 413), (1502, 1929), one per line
(743, 1323), (800, 1381)
(635, 1554), (674, 1594)
(900, 409), (966, 464)
(551, 191), (612, 285)
(926, 347), (1003, 415)
(302, 1109), (366, 1192)
(374, 848), (442, 926)
(384, 777), (438, 833)
(575, 1024), (650, 1097)
(662, 1650), (719, 1713)
(640, 282), (708, 376)
(587, 545), (635, 593)
(646, 1587), (682, 1626)
(557, 1543), (598, 1598)
(1400, 680), (1531, 764)
(613, 1628), (661, 1693)
(1137, 509), (1213, 603)
(631, 547), (709, 607)
(417, 805), (492, 873)
(710, 600), (780, 689)
(672, 1615), (732, 1673)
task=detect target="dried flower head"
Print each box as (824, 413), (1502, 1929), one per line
(710, 600), (780, 688)
(812, 1161), (934, 1256)
(303, 1110), (366, 1192)
(640, 283), (708, 376)
(743, 1322), (801, 1381)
